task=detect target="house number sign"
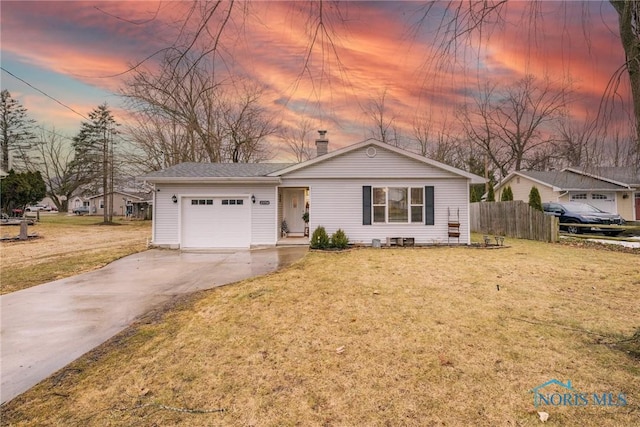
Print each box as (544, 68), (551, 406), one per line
(259, 200), (270, 205)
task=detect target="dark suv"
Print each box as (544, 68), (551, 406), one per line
(543, 202), (625, 235)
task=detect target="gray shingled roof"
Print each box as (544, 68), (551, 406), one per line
(586, 167), (640, 186)
(518, 170), (627, 190)
(142, 162), (294, 178)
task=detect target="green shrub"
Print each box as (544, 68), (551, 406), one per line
(529, 186), (542, 211)
(310, 226), (330, 249)
(486, 183), (495, 202)
(330, 228), (349, 249)
(501, 185), (514, 201)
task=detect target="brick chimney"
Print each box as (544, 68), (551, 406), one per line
(315, 130), (329, 157)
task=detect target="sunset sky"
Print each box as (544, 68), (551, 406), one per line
(0, 1), (631, 161)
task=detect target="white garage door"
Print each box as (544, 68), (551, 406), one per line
(588, 192), (616, 213)
(571, 192), (617, 213)
(181, 197), (251, 248)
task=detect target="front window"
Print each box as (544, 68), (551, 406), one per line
(373, 187), (423, 224)
(373, 188), (387, 223)
(388, 188), (408, 222)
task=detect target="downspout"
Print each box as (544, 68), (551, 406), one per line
(149, 181), (156, 245)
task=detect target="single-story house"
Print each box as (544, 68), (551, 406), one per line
(496, 167), (640, 221)
(70, 191), (152, 217)
(141, 136), (485, 249)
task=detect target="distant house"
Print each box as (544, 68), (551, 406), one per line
(141, 136), (485, 249)
(70, 191), (152, 218)
(496, 167), (640, 220)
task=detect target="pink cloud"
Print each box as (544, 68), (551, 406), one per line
(1, 1), (633, 157)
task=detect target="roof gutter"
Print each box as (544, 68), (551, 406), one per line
(143, 176), (282, 185)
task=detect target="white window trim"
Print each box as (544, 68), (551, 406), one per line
(372, 186), (424, 224)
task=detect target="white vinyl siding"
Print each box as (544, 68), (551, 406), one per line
(283, 145), (460, 179)
(300, 178), (470, 245)
(152, 183), (278, 247)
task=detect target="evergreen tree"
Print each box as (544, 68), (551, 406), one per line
(0, 169), (46, 214)
(529, 186), (543, 211)
(501, 185), (514, 201)
(0, 90), (37, 171)
(486, 183), (495, 202)
(72, 103), (118, 223)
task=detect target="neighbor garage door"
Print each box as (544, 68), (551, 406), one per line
(571, 192), (617, 214)
(181, 197), (251, 248)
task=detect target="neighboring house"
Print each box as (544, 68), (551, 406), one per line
(69, 191), (152, 218)
(69, 196), (90, 211)
(87, 191), (150, 217)
(496, 167), (640, 221)
(142, 136), (485, 249)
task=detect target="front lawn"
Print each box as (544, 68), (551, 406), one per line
(2, 239), (638, 426)
(0, 214), (151, 294)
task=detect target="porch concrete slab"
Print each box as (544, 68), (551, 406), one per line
(0, 246), (307, 404)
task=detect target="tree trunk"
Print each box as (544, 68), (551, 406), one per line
(103, 132), (108, 224)
(610, 0), (640, 162)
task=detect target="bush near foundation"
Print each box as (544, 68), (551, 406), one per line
(310, 226), (330, 249)
(331, 229), (349, 249)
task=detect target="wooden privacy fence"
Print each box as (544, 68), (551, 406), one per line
(470, 201), (559, 242)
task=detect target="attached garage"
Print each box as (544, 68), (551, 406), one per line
(570, 192), (617, 214)
(181, 196), (251, 248)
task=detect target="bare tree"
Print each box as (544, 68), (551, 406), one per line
(29, 127), (87, 212)
(554, 114), (600, 168)
(282, 119), (314, 162)
(221, 80), (279, 163)
(412, 113), (464, 167)
(609, 1), (640, 161)
(493, 75), (570, 171)
(123, 49), (224, 164)
(363, 88), (402, 147)
(412, 113), (433, 157)
(123, 46), (277, 167)
(604, 126), (637, 168)
(124, 113), (191, 173)
(458, 75), (569, 178)
(457, 83), (511, 179)
(416, 1), (639, 166)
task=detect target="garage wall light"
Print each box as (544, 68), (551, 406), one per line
(172, 194), (178, 204)
(251, 194), (256, 204)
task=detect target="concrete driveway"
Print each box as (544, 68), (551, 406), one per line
(0, 246), (307, 404)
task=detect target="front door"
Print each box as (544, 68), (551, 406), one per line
(635, 192), (640, 220)
(283, 188), (306, 235)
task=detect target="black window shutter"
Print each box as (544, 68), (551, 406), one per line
(425, 186), (434, 225)
(363, 186), (372, 225)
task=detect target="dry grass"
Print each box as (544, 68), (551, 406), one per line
(0, 214), (151, 294)
(2, 239), (639, 426)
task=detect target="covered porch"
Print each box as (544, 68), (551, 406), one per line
(276, 235), (310, 246)
(278, 186), (310, 240)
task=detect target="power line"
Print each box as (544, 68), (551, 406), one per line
(1, 66), (89, 120)
(33, 125), (76, 143)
